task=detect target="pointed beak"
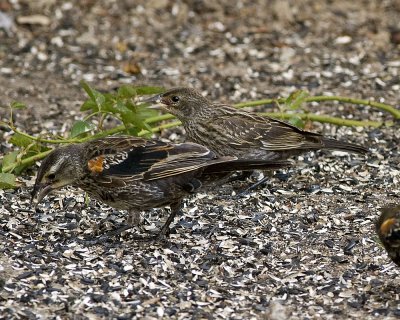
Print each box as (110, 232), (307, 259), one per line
(31, 182), (53, 207)
(142, 94), (165, 109)
(142, 94), (161, 104)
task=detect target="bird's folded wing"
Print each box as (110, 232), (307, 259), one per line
(142, 143), (234, 181)
(86, 137), (229, 183)
(209, 111), (323, 151)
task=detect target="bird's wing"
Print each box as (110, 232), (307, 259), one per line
(207, 107), (323, 151)
(84, 136), (231, 185)
(143, 142), (233, 180)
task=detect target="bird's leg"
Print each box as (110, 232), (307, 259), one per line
(214, 171), (258, 200)
(236, 176), (270, 196)
(236, 171), (274, 197)
(158, 201), (182, 237)
(127, 201), (182, 242)
(215, 171), (271, 200)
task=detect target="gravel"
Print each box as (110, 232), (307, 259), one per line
(1, 0), (400, 319)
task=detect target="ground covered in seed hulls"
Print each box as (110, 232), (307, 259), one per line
(1, 0), (400, 319)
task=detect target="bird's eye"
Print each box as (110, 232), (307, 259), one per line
(47, 173), (56, 180)
(171, 96), (180, 103)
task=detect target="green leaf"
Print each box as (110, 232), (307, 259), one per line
(80, 81), (97, 101)
(120, 110), (136, 126)
(135, 86), (164, 96)
(2, 150), (19, 172)
(9, 133), (34, 148)
(113, 100), (132, 114)
(70, 120), (95, 138)
(288, 115), (305, 129)
(141, 121), (154, 133)
(80, 100), (99, 112)
(285, 90), (309, 110)
(125, 126), (140, 136)
(103, 92), (116, 102)
(118, 85), (137, 99)
(0, 173), (18, 189)
(13, 149), (39, 175)
(10, 101), (26, 109)
(80, 81), (105, 109)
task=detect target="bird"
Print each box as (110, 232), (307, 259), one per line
(31, 136), (290, 242)
(376, 205), (400, 267)
(146, 87), (368, 161)
(145, 87), (368, 192)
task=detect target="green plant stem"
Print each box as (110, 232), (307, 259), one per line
(235, 96), (400, 119)
(140, 121), (182, 134)
(260, 112), (386, 127)
(81, 125), (125, 142)
(306, 96), (400, 119)
(145, 113), (175, 124)
(12, 127), (81, 144)
(8, 149), (53, 172)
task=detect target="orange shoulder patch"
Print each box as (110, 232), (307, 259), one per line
(380, 218), (397, 236)
(88, 155), (105, 173)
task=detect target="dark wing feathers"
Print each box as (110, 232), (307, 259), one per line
(166, 141), (210, 156)
(144, 155), (235, 181)
(203, 159), (292, 174)
(102, 145), (170, 176)
(85, 136), (231, 182)
(87, 136), (149, 155)
(207, 107), (324, 151)
(208, 105), (367, 153)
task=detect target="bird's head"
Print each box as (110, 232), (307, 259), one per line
(145, 87), (211, 119)
(31, 144), (87, 205)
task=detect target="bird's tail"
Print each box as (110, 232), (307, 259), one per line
(204, 159), (292, 174)
(321, 138), (368, 154)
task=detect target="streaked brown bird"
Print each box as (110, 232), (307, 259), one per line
(32, 136), (289, 241)
(146, 87), (368, 160)
(376, 205), (400, 267)
(146, 87), (367, 192)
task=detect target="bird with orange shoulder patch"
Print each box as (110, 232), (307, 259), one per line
(376, 205), (400, 267)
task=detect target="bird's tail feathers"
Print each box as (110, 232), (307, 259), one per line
(204, 159), (292, 174)
(321, 138), (368, 154)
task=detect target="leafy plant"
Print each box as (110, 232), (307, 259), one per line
(0, 82), (164, 188)
(1, 82), (399, 190)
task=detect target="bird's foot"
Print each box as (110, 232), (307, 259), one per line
(131, 224), (172, 242)
(76, 224), (132, 246)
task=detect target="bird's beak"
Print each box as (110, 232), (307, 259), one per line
(31, 182), (54, 207)
(142, 94), (161, 104)
(142, 94), (165, 109)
